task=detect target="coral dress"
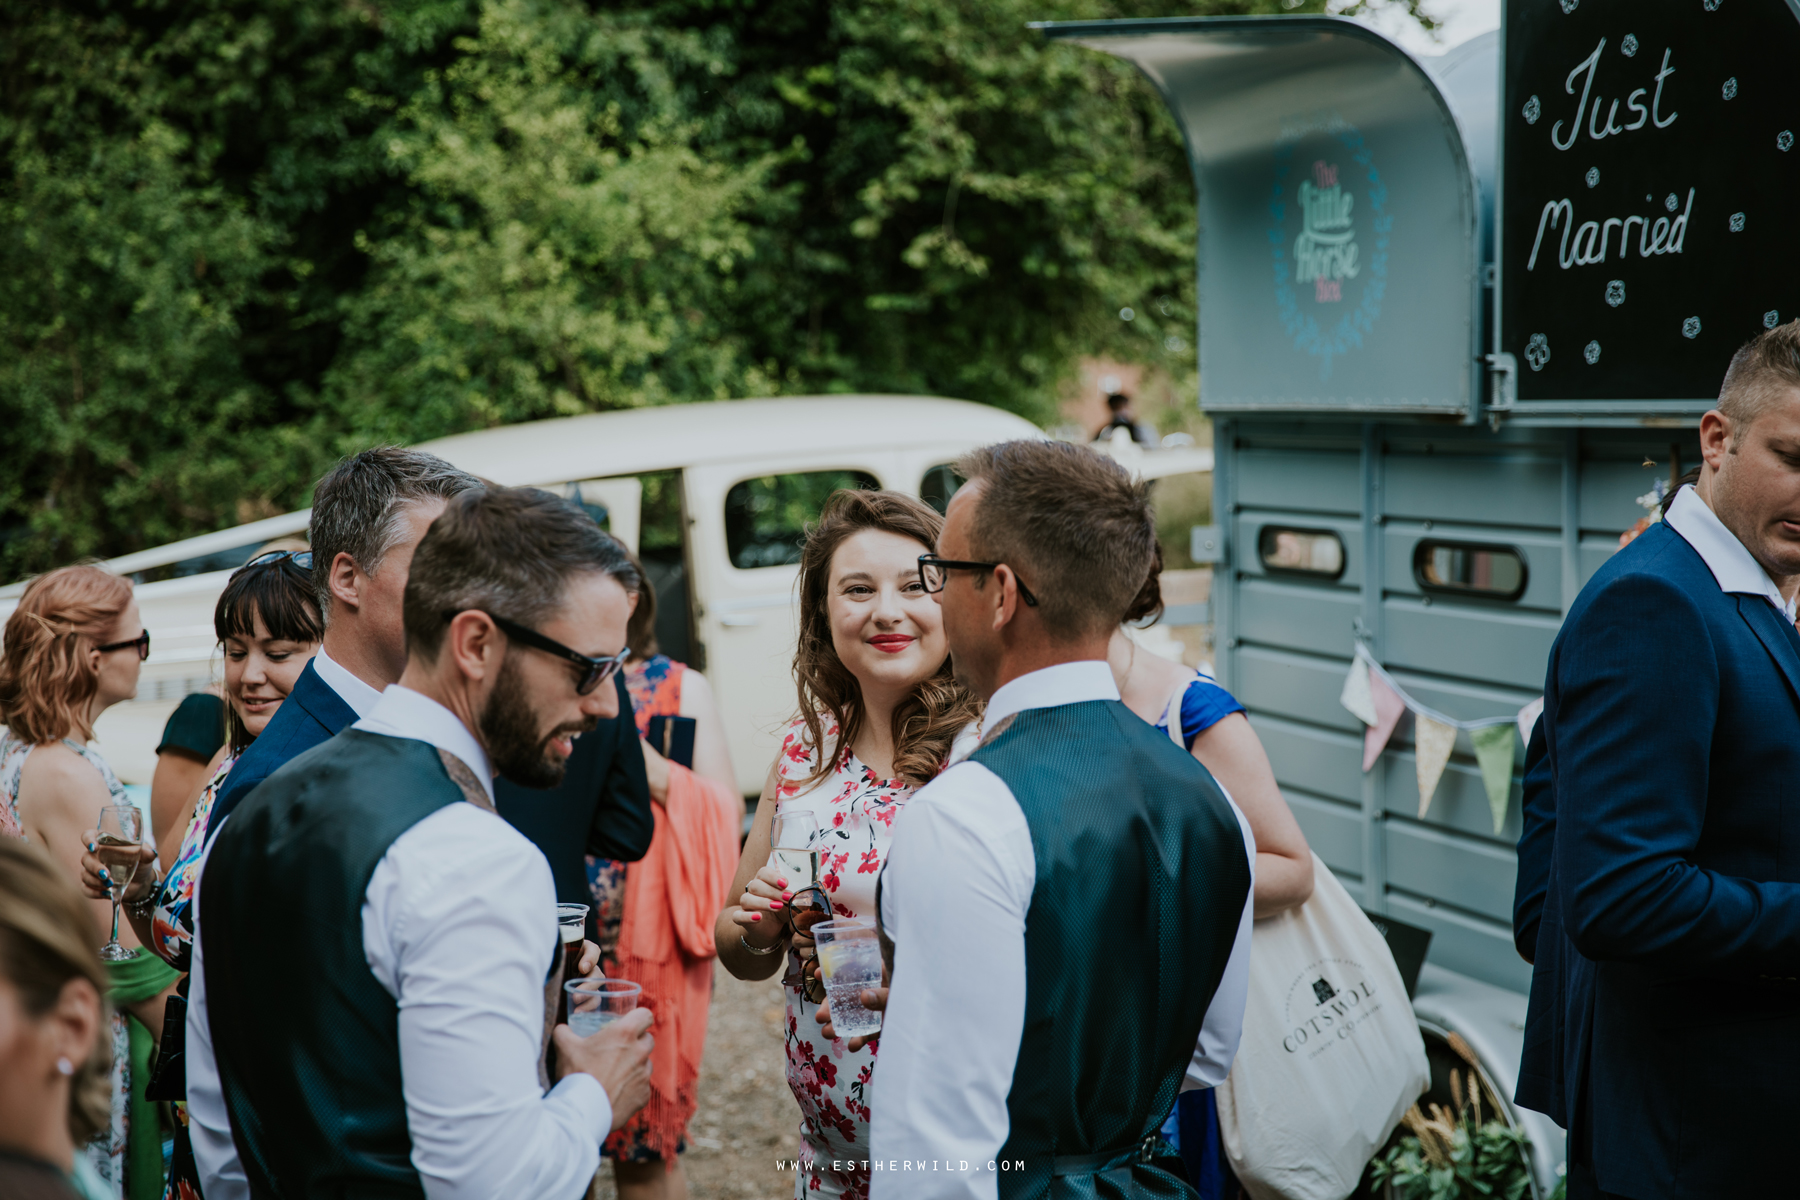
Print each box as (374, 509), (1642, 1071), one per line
(603, 655), (741, 1166)
(771, 715), (972, 1200)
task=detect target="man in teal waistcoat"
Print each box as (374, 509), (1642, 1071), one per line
(869, 440), (1254, 1200)
(202, 486), (655, 1198)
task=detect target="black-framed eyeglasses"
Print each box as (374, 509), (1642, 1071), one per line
(917, 554), (1039, 607)
(97, 630), (151, 661)
(240, 549), (314, 572)
(444, 610), (628, 695)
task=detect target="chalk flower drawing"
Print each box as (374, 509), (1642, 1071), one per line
(1586, 168), (1600, 188)
(1722, 78), (1738, 100)
(1584, 341), (1601, 365)
(1703, 0), (1721, 10)
(1621, 34), (1638, 56)
(1683, 317), (1702, 339)
(1559, 0), (1577, 12)
(1606, 280), (1626, 306)
(1525, 334), (1551, 371)
(1765, 310), (1781, 329)
(1665, 193), (1679, 212)
(1523, 96), (1541, 125)
(1780, 131), (1795, 152)
(1730, 212), (1746, 232)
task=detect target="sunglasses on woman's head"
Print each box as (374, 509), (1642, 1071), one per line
(241, 549), (314, 572)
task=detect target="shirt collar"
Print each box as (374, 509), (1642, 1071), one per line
(981, 661), (1120, 738)
(311, 647), (387, 720)
(353, 685), (495, 803)
(1663, 485), (1799, 622)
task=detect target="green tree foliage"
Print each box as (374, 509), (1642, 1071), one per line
(1, 0), (1414, 576)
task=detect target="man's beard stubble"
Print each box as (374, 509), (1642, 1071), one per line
(480, 653), (597, 788)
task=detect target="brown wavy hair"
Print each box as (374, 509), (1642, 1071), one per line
(0, 566), (134, 745)
(792, 489), (981, 788)
(0, 837), (114, 1145)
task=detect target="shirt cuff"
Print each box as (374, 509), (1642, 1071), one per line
(548, 1071), (613, 1142)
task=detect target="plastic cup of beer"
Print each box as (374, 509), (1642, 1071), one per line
(556, 903), (589, 971)
(565, 978), (640, 1037)
(812, 919), (883, 1039)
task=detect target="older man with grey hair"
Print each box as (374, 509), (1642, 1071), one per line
(185, 445), (481, 1199)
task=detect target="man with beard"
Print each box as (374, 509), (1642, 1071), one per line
(200, 486), (656, 1200)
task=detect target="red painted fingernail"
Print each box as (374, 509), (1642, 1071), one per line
(777, 878), (789, 888)
(750, 913), (762, 922)
(770, 901), (784, 910)
(781, 891), (793, 900)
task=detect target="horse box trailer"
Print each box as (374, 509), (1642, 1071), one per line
(1043, 2), (1800, 1188)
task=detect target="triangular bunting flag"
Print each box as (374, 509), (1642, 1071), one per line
(1340, 656), (1379, 726)
(1362, 670), (1407, 772)
(1471, 724), (1517, 835)
(1414, 715), (1457, 819)
(1516, 696), (1545, 746)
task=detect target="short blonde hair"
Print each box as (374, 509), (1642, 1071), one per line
(1718, 319), (1800, 441)
(0, 565), (134, 744)
(0, 838), (114, 1145)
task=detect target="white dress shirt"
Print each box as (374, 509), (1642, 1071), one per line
(188, 648), (384, 1200)
(870, 662), (1256, 1200)
(1662, 484), (1800, 621)
(193, 683), (613, 1200)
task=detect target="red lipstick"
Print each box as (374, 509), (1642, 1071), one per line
(869, 634), (915, 654)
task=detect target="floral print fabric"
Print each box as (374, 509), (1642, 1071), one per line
(772, 714), (919, 1200)
(151, 755), (235, 972)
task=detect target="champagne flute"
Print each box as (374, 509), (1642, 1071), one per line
(95, 803), (144, 962)
(768, 810), (820, 891)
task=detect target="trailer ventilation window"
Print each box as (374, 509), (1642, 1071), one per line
(1257, 526), (1345, 580)
(726, 470), (880, 569)
(1413, 540), (1528, 601)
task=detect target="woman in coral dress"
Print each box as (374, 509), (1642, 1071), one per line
(714, 490), (980, 1200)
(601, 553), (743, 1200)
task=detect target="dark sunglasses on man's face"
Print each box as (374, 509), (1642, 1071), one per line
(441, 610), (628, 696)
(97, 630), (151, 661)
(916, 554), (1040, 607)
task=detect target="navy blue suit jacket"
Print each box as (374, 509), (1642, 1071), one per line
(1517, 520), (1800, 1197)
(206, 659), (358, 843)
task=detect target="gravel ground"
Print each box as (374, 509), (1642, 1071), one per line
(592, 964), (803, 1200)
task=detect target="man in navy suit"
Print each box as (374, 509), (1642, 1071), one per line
(1517, 322), (1800, 1199)
(190, 446), (481, 1200)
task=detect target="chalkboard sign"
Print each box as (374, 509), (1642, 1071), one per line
(1502, 0), (1800, 404)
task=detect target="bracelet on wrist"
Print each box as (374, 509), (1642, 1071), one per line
(739, 933), (784, 956)
(125, 876), (162, 921)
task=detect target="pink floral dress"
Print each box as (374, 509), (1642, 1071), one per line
(772, 714), (974, 1199)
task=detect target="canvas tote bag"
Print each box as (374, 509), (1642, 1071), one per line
(1213, 850), (1428, 1200)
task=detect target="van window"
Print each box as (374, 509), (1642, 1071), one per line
(1414, 540), (1528, 601)
(921, 464), (962, 514)
(1257, 526), (1346, 580)
(725, 470), (880, 569)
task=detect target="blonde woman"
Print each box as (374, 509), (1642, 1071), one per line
(716, 489), (979, 1200)
(0, 565), (176, 1199)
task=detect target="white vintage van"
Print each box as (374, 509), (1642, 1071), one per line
(1, 394), (1211, 791)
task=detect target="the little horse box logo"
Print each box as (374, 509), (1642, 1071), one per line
(1269, 115), (1390, 381)
(1295, 160), (1360, 302)
(1280, 957), (1380, 1057)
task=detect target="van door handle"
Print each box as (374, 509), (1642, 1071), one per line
(718, 614), (760, 628)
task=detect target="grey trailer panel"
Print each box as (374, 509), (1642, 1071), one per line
(1040, 18), (1478, 416)
(1234, 448), (1362, 513)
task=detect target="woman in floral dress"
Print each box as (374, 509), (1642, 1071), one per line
(78, 549), (321, 1200)
(715, 490), (980, 1200)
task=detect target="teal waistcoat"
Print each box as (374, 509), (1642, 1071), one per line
(202, 730), (464, 1199)
(972, 701), (1251, 1200)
